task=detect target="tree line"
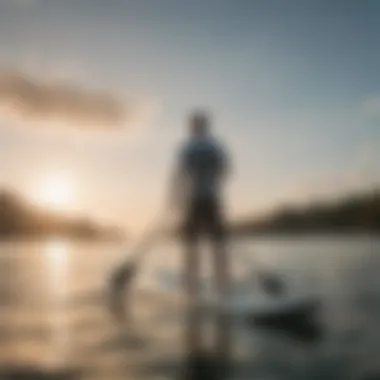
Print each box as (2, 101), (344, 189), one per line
(233, 189), (380, 235)
(0, 189), (123, 240)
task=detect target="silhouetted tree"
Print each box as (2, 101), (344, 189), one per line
(0, 189), (123, 240)
(234, 189), (380, 235)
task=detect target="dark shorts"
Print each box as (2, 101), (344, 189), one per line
(182, 197), (226, 242)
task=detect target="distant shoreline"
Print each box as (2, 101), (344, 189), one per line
(0, 189), (126, 242)
(232, 188), (380, 237)
(0, 231), (378, 244)
(1, 187), (379, 242)
(231, 226), (380, 236)
(0, 234), (126, 244)
(230, 230), (380, 239)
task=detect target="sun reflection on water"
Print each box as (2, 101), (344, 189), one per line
(46, 239), (69, 269)
(44, 239), (71, 367)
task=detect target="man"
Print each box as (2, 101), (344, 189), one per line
(170, 110), (231, 378)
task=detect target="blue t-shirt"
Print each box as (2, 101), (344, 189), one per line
(178, 136), (228, 200)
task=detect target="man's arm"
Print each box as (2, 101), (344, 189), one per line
(167, 148), (187, 213)
(219, 143), (231, 181)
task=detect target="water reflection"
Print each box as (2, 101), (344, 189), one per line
(1, 237), (379, 379)
(46, 239), (69, 268)
(44, 239), (71, 367)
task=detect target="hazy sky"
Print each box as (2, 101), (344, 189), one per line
(0, 0), (379, 232)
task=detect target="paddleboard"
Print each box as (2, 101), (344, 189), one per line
(155, 269), (320, 318)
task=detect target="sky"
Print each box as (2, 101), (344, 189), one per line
(0, 0), (379, 233)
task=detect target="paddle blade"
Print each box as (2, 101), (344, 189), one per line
(107, 262), (137, 321)
(259, 272), (285, 296)
(110, 263), (135, 289)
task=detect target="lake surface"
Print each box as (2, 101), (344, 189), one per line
(1, 236), (380, 379)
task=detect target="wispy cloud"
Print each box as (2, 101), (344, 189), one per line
(0, 68), (147, 130)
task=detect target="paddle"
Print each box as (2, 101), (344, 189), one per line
(107, 213), (287, 321)
(107, 169), (183, 320)
(236, 243), (322, 344)
(107, 216), (163, 320)
(235, 242), (286, 297)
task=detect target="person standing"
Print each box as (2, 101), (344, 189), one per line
(170, 110), (232, 378)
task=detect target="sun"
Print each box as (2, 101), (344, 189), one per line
(34, 174), (75, 211)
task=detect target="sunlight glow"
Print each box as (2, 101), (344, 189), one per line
(34, 173), (75, 211)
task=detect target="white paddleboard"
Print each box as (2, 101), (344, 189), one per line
(202, 292), (319, 318)
(155, 269), (319, 318)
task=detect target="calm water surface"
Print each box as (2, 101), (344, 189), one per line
(1, 236), (379, 379)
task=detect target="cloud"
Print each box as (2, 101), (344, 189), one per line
(0, 68), (146, 130)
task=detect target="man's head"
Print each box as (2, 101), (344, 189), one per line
(189, 110), (210, 137)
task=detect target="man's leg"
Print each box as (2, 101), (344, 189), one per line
(208, 198), (232, 365)
(184, 235), (202, 354)
(212, 237), (232, 360)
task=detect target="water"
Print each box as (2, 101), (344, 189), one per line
(1, 236), (380, 379)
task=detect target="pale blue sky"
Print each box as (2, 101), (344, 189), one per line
(0, 0), (379, 232)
